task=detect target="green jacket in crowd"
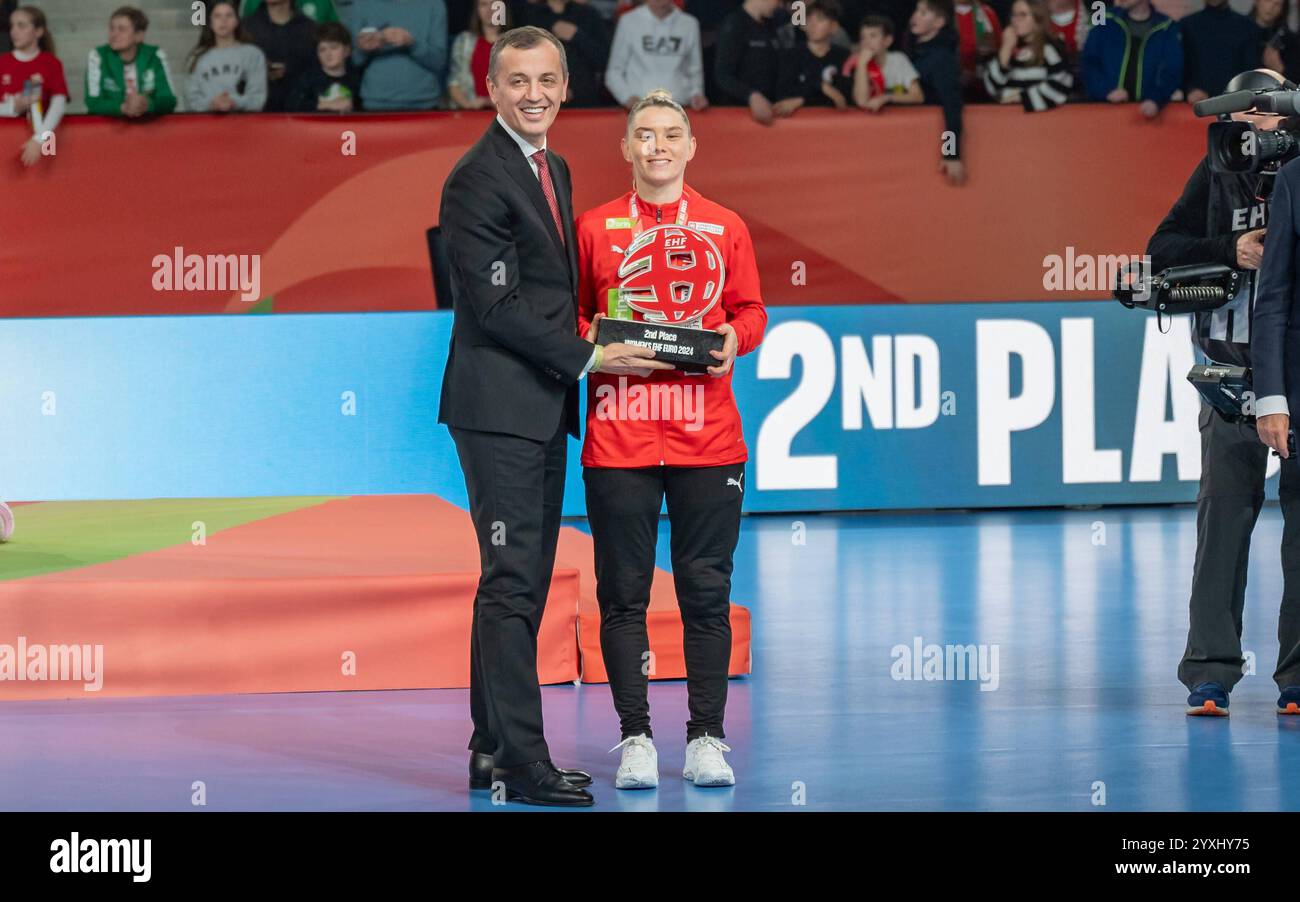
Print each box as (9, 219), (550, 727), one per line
(85, 43), (178, 116)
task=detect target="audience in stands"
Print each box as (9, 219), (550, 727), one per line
(519, 0), (610, 107)
(982, 0), (1071, 110)
(1045, 0), (1087, 81)
(606, 0), (706, 109)
(186, 1), (268, 112)
(867, 0), (922, 39)
(1182, 0), (1263, 102)
(245, 0), (317, 110)
(714, 0), (784, 123)
(848, 14), (922, 111)
(952, 0), (1001, 99)
(241, 0), (338, 22)
(609, 0), (687, 16)
(448, 0), (508, 109)
(590, 0), (629, 19)
(1, 5), (66, 166)
(774, 0), (852, 113)
(22, 0), (1300, 135)
(816, 0), (857, 50)
(835, 0), (870, 36)
(287, 20), (360, 109)
(1081, 0), (1180, 118)
(346, 0), (448, 110)
(686, 0), (733, 101)
(1255, 0), (1300, 83)
(86, 6), (177, 118)
(908, 0), (965, 184)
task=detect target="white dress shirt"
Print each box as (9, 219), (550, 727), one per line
(495, 113), (547, 174)
(1255, 394), (1290, 418)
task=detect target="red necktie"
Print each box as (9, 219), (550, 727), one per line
(531, 149), (566, 247)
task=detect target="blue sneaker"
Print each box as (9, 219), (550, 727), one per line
(1187, 682), (1230, 716)
(1278, 687), (1300, 715)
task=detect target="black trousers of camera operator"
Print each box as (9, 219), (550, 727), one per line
(1180, 403), (1300, 692)
(583, 463), (744, 742)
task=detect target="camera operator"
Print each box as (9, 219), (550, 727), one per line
(1147, 68), (1300, 717)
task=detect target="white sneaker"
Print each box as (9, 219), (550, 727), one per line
(683, 736), (734, 786)
(609, 734), (659, 789)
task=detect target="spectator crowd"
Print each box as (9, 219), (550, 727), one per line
(0, 0), (1296, 178)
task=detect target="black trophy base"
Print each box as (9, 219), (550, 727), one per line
(595, 318), (725, 374)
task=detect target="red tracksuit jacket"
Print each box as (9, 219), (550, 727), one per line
(576, 184), (768, 469)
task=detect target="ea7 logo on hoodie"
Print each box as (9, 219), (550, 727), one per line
(640, 35), (683, 55)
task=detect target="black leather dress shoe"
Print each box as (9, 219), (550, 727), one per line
(469, 751), (592, 790)
(491, 760), (594, 807)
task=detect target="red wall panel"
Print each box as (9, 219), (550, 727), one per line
(0, 105), (1206, 316)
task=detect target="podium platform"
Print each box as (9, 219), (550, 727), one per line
(0, 495), (751, 700)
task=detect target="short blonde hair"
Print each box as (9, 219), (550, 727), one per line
(626, 88), (690, 136)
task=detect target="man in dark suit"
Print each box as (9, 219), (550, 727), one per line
(437, 25), (670, 805)
(1244, 149), (1300, 716)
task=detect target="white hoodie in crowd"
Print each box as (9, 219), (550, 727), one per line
(605, 4), (704, 107)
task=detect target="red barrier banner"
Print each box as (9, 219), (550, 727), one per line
(0, 105), (1204, 317)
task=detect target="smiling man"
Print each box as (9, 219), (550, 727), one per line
(437, 26), (668, 807)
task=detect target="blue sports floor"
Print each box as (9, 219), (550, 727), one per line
(3, 504), (1299, 811)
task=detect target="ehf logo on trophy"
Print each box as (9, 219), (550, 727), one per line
(595, 224), (728, 373)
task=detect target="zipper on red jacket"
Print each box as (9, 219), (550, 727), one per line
(647, 197), (677, 464)
(655, 392), (665, 465)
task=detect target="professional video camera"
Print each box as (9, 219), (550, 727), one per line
(1110, 73), (1300, 423)
(1114, 265), (1253, 420)
(1114, 262), (1244, 315)
(1194, 73), (1300, 174)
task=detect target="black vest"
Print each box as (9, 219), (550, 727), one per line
(1198, 168), (1273, 369)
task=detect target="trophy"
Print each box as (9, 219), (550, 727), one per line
(595, 224), (727, 374)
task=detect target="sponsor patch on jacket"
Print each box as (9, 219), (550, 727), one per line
(689, 221), (724, 235)
(605, 217), (634, 230)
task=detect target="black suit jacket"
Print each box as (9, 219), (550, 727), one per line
(437, 119), (593, 441)
(1252, 159), (1300, 420)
